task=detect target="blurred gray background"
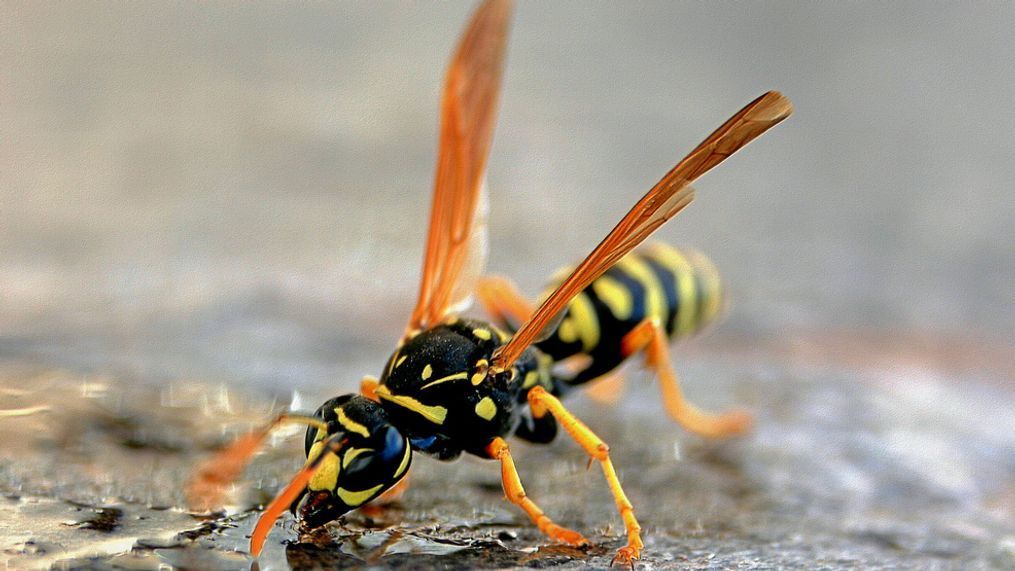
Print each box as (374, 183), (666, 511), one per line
(3, 1), (1013, 393)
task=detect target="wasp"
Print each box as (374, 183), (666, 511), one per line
(187, 1), (791, 566)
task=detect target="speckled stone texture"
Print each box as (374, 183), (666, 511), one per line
(1, 334), (1011, 569)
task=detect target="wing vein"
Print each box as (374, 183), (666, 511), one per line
(492, 91), (792, 369)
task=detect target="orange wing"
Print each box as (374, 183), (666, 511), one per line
(492, 91), (793, 370)
(407, 0), (513, 334)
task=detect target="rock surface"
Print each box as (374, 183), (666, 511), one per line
(1, 334), (1011, 570)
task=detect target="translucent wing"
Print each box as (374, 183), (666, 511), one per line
(407, 0), (512, 333)
(448, 179), (490, 316)
(492, 91), (793, 370)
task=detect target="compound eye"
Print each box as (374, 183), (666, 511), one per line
(380, 425), (406, 462)
(338, 425), (410, 490)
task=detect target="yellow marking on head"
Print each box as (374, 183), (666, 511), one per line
(421, 364), (433, 381)
(306, 441), (340, 491)
(592, 275), (633, 320)
(473, 328), (492, 341)
(420, 371), (468, 390)
(618, 255), (667, 324)
(342, 447), (373, 469)
(335, 407), (371, 438)
(475, 397), (497, 421)
(472, 359), (489, 386)
(376, 385), (448, 424)
(646, 244), (697, 335)
(395, 355), (407, 368)
(337, 484), (384, 507)
(523, 370), (539, 389)
(492, 325), (510, 342)
(566, 292), (600, 352)
(394, 442), (411, 478)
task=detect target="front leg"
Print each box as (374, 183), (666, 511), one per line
(186, 412), (329, 513)
(360, 375), (380, 401)
(526, 386), (643, 567)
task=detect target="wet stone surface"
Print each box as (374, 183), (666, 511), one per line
(0, 341), (1013, 570)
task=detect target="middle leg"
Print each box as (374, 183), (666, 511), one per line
(526, 386), (642, 566)
(476, 274), (534, 328)
(485, 437), (587, 546)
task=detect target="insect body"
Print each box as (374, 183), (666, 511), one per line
(550, 245), (726, 349)
(375, 318), (548, 460)
(189, 0), (791, 566)
(477, 243), (750, 440)
(525, 245), (726, 385)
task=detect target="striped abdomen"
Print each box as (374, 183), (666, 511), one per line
(536, 243), (726, 387)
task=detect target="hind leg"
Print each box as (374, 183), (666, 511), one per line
(621, 317), (751, 438)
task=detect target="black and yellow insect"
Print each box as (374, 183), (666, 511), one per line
(189, 1), (791, 566)
(475, 243), (751, 439)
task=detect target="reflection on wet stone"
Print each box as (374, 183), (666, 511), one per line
(1, 341), (1013, 568)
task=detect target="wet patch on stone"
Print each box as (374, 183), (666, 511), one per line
(66, 503), (124, 533)
(1, 355), (1013, 569)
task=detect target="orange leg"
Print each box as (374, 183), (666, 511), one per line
(526, 387), (642, 567)
(186, 412), (328, 513)
(583, 373), (626, 406)
(360, 376), (380, 402)
(621, 318), (751, 438)
(486, 437), (588, 546)
(476, 275), (534, 327)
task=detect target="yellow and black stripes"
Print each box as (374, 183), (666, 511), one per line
(535, 243), (725, 388)
(641, 244), (725, 337)
(296, 394), (412, 528)
(377, 318), (551, 459)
